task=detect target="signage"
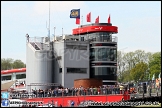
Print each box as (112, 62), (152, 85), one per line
(2, 100), (9, 107)
(2, 92), (9, 99)
(95, 27), (102, 30)
(72, 25), (118, 35)
(70, 9), (80, 18)
(1, 92), (9, 107)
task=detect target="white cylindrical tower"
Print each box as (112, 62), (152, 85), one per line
(26, 43), (53, 91)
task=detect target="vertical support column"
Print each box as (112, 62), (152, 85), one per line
(12, 73), (16, 81)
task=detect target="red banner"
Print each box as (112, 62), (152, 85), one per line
(108, 14), (111, 23)
(95, 16), (99, 23)
(87, 12), (91, 22)
(76, 18), (80, 25)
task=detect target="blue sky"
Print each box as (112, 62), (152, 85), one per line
(1, 1), (161, 63)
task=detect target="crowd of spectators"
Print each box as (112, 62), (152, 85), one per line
(31, 85), (122, 98)
(9, 85), (129, 99)
(9, 83), (161, 100)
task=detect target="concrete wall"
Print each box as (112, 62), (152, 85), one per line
(26, 43), (53, 91)
(53, 41), (64, 86)
(63, 41), (89, 88)
(53, 40), (90, 88)
(26, 40), (90, 89)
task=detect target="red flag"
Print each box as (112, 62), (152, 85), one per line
(95, 16), (99, 23)
(76, 18), (80, 25)
(108, 14), (111, 23)
(87, 12), (91, 22)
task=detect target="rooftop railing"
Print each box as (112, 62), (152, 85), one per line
(28, 36), (54, 43)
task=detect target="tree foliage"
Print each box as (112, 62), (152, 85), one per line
(130, 62), (148, 82)
(1, 58), (14, 70)
(1, 58), (26, 70)
(117, 50), (161, 83)
(12, 60), (26, 69)
(149, 52), (161, 79)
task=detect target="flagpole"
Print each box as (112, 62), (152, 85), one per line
(109, 14), (110, 22)
(90, 12), (91, 24)
(81, 15), (83, 25)
(48, 1), (50, 44)
(79, 22), (80, 38)
(79, 9), (81, 37)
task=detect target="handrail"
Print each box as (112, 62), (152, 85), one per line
(34, 42), (41, 50)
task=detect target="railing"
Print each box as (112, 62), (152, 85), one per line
(28, 36), (54, 43)
(29, 42), (40, 50)
(34, 42), (41, 50)
(112, 36), (118, 42)
(9, 88), (127, 99)
(26, 35), (117, 43)
(88, 36), (118, 43)
(9, 85), (161, 99)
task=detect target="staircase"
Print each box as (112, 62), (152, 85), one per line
(30, 42), (40, 50)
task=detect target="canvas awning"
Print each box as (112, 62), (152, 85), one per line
(1, 80), (16, 91)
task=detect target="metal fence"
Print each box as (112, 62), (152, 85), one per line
(9, 85), (161, 99)
(10, 87), (122, 99)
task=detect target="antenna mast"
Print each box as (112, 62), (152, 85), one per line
(48, 1), (50, 45)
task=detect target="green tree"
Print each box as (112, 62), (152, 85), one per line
(123, 51), (135, 71)
(130, 62), (148, 82)
(123, 70), (131, 83)
(1, 58), (14, 70)
(133, 50), (146, 63)
(12, 59), (26, 69)
(117, 51), (125, 79)
(1, 58), (26, 70)
(149, 52), (161, 79)
(117, 50), (152, 82)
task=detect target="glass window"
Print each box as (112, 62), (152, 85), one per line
(102, 48), (107, 61)
(95, 67), (99, 75)
(94, 48), (99, 61)
(91, 48), (117, 61)
(81, 37), (84, 41)
(67, 68), (87, 73)
(1, 75), (12, 81)
(78, 32), (113, 42)
(102, 67), (107, 75)
(92, 67), (117, 76)
(59, 68), (62, 73)
(107, 48), (110, 61)
(90, 49), (95, 60)
(16, 74), (26, 79)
